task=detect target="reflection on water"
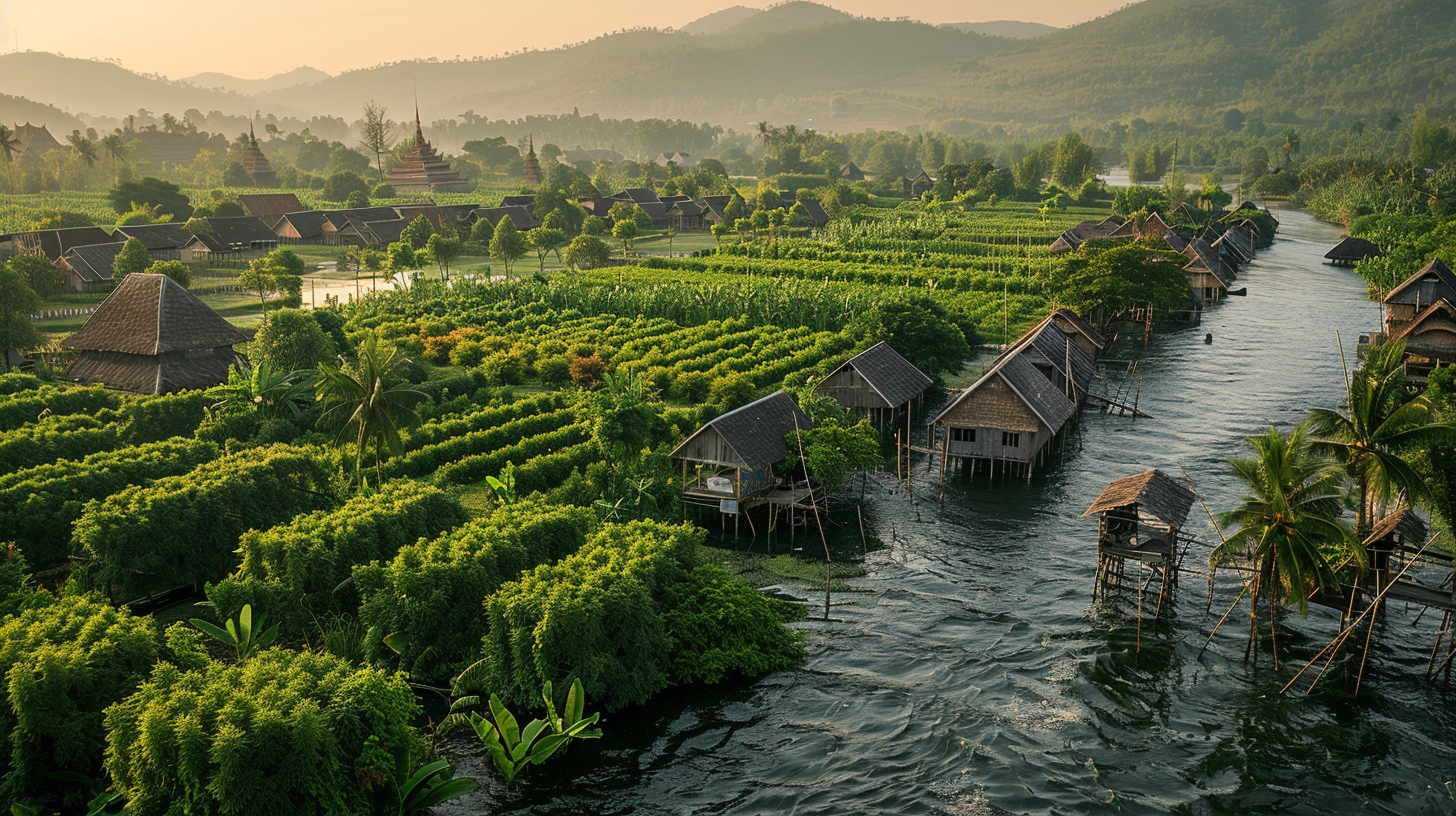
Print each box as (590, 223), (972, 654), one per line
(444, 207), (1456, 815)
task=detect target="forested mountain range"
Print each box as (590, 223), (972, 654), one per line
(0, 0), (1451, 135)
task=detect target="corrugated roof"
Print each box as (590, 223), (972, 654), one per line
(670, 390), (813, 471)
(818, 342), (932, 409)
(1082, 468), (1196, 529)
(61, 273), (248, 355)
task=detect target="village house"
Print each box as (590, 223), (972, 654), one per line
(114, 222), (192, 261)
(237, 193), (306, 230)
(671, 390), (813, 523)
(57, 242), (126, 293)
(0, 226), (119, 261)
(814, 342), (931, 424)
(1325, 237), (1381, 267)
(931, 351), (1077, 480)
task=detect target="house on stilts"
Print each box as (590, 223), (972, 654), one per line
(930, 352), (1077, 481)
(1082, 468), (1196, 602)
(814, 341), (931, 425)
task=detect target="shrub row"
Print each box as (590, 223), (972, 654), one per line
(384, 408), (578, 480)
(435, 423), (591, 486)
(0, 414), (122, 478)
(0, 438), (219, 569)
(0, 386), (121, 432)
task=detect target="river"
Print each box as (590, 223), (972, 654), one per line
(443, 207), (1456, 815)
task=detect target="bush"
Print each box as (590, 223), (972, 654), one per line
(73, 445), (333, 599)
(207, 482), (467, 630)
(253, 308), (338, 372)
(479, 520), (702, 711)
(708, 373), (756, 411)
(0, 374), (41, 396)
(120, 389), (210, 443)
(104, 649), (423, 816)
(662, 565), (804, 684)
(322, 170), (370, 203)
(569, 354), (609, 388)
(355, 499), (595, 683)
(671, 370), (712, 402)
(0, 385), (121, 432)
(479, 351), (526, 385)
(0, 597), (160, 809)
(0, 438), (218, 569)
(536, 354), (571, 385)
(0, 414), (121, 477)
(372, 183), (396, 198)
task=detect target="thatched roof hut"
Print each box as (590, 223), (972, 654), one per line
(815, 342), (931, 413)
(62, 273), (248, 393)
(671, 391), (813, 506)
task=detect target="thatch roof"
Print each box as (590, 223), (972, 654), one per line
(62, 273), (248, 355)
(1004, 318), (1097, 395)
(1049, 308), (1107, 351)
(1182, 239), (1235, 288)
(1388, 299), (1456, 348)
(932, 352), (1076, 433)
(797, 198), (830, 226)
(1363, 507), (1428, 547)
(841, 162), (865, 181)
(501, 195), (535, 208)
(1384, 258), (1456, 305)
(12, 122), (62, 156)
(816, 341), (932, 410)
(1082, 468), (1196, 529)
(670, 391), (813, 471)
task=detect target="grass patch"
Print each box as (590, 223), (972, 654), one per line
(707, 549), (866, 592)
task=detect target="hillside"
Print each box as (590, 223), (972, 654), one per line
(0, 93), (83, 136)
(944, 21), (1058, 39)
(182, 66), (331, 95)
(2, 0), (1453, 131)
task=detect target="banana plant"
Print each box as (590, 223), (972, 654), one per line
(469, 695), (568, 783)
(540, 678), (603, 742)
(189, 604), (278, 661)
(391, 758), (475, 815)
(485, 462), (517, 504)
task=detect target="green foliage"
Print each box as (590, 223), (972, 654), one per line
(565, 234), (610, 269)
(322, 170), (370, 203)
(104, 649), (423, 816)
(0, 438), (217, 569)
(253, 308), (338, 372)
(107, 177), (190, 220)
(0, 385), (121, 433)
(189, 604), (279, 661)
(205, 360), (315, 425)
(490, 217), (528, 276)
(73, 444), (332, 599)
(1050, 240), (1190, 323)
(0, 597), (159, 809)
(0, 265), (41, 363)
(145, 258), (191, 287)
(782, 414), (882, 490)
(7, 254), (63, 299)
(462, 678), (601, 783)
(662, 565), (805, 684)
(208, 481), (467, 628)
(388, 759), (476, 815)
(354, 498), (594, 683)
(480, 520), (702, 711)
(850, 297), (971, 377)
(0, 414), (120, 477)
(316, 332), (428, 485)
(400, 214), (434, 252)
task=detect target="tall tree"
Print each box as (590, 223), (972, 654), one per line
(1310, 339), (1454, 537)
(1214, 425), (1359, 659)
(112, 238), (153, 283)
(425, 232), (461, 282)
(0, 125), (17, 231)
(316, 332), (428, 488)
(360, 101), (396, 182)
(67, 132), (99, 191)
(100, 134), (128, 185)
(0, 263), (41, 370)
(526, 227), (568, 269)
(489, 217), (528, 279)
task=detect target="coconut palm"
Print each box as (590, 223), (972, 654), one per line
(1309, 339), (1453, 538)
(205, 361), (314, 422)
(100, 133), (128, 185)
(0, 125), (17, 231)
(1214, 424), (1359, 660)
(67, 131), (99, 191)
(316, 332), (428, 488)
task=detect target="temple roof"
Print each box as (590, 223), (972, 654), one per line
(383, 108), (469, 190)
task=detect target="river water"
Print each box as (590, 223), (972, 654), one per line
(446, 207), (1456, 815)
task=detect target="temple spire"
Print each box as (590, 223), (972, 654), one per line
(413, 84), (424, 147)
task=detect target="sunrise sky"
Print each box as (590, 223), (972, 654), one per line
(0, 0), (1130, 79)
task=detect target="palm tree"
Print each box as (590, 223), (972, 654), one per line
(205, 361), (314, 422)
(316, 333), (428, 488)
(0, 125), (17, 231)
(67, 131), (99, 191)
(1214, 424), (1360, 662)
(100, 133), (128, 185)
(1309, 339), (1453, 538)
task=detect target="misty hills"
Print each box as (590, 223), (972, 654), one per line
(182, 66), (332, 95)
(943, 21), (1058, 39)
(2, 0), (1453, 134)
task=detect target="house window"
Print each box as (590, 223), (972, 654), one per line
(950, 427), (976, 443)
(1002, 432), (1021, 448)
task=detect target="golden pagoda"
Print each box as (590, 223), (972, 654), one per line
(383, 107), (470, 192)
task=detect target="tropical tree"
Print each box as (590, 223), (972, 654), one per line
(526, 227), (568, 269)
(489, 217), (528, 278)
(100, 133), (128, 184)
(315, 332), (428, 488)
(1309, 338), (1454, 537)
(425, 232), (461, 281)
(111, 237), (153, 283)
(611, 218), (639, 260)
(1214, 424), (1360, 660)
(0, 125), (17, 231)
(205, 360), (315, 422)
(360, 100), (396, 182)
(0, 263), (41, 371)
(67, 131), (99, 190)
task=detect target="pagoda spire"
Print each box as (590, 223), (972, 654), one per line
(413, 86), (425, 147)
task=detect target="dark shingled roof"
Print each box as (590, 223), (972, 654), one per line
(1, 226), (120, 260)
(609, 188), (662, 204)
(279, 211), (329, 239)
(797, 198), (830, 226)
(62, 273), (248, 355)
(1182, 239), (1236, 288)
(670, 390), (813, 471)
(500, 195), (535, 208)
(1082, 469), (1196, 529)
(361, 219), (409, 245)
(1050, 308), (1106, 351)
(67, 349), (239, 395)
(237, 193), (305, 219)
(1004, 317), (1097, 395)
(61, 242), (126, 285)
(932, 352), (1076, 432)
(818, 342), (932, 409)
(322, 208), (400, 230)
(1384, 258), (1456, 305)
(469, 206), (541, 231)
(115, 222), (193, 251)
(204, 216), (279, 250)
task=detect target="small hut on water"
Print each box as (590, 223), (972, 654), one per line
(814, 342), (931, 424)
(1324, 237), (1380, 267)
(931, 353), (1076, 480)
(1383, 258), (1456, 329)
(1387, 300), (1456, 384)
(1082, 468), (1196, 601)
(670, 391), (816, 531)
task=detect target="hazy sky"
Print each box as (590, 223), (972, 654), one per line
(1, 0), (1130, 78)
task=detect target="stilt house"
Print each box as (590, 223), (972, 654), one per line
(931, 352), (1076, 478)
(1383, 258), (1456, 329)
(1182, 239), (1236, 303)
(1083, 469), (1195, 559)
(1388, 300), (1456, 384)
(62, 273), (248, 394)
(671, 391), (812, 512)
(814, 342), (931, 422)
(1324, 237), (1380, 267)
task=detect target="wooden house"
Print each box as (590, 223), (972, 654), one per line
(795, 198), (830, 228)
(1049, 308), (1107, 360)
(700, 195), (732, 227)
(1383, 258), (1456, 329)
(358, 219), (409, 248)
(655, 151), (697, 169)
(114, 222), (192, 261)
(841, 162), (866, 181)
(671, 391), (812, 513)
(931, 352), (1077, 479)
(62, 273), (248, 394)
(1389, 300), (1456, 384)
(608, 188), (663, 205)
(275, 211), (328, 243)
(466, 206), (541, 232)
(667, 200), (707, 231)
(0, 226), (119, 261)
(500, 195), (535, 209)
(904, 171), (934, 199)
(1182, 239), (1236, 303)
(1005, 317), (1098, 401)
(1325, 237), (1381, 268)
(182, 216), (278, 260)
(57, 242), (126, 293)
(318, 208), (400, 245)
(1212, 226), (1254, 266)
(814, 342), (931, 421)
(1082, 468), (1196, 600)
(237, 193), (305, 229)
